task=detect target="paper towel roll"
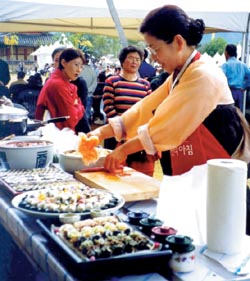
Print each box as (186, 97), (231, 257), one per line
(206, 159), (247, 254)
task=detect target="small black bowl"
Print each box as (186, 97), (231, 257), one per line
(139, 217), (164, 235)
(127, 211), (149, 225)
(166, 235), (194, 253)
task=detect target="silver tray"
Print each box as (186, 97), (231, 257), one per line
(12, 189), (125, 218)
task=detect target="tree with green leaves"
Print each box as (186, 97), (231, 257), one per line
(198, 37), (227, 56)
(53, 32), (143, 60)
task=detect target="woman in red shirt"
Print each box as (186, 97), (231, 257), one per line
(35, 48), (85, 132)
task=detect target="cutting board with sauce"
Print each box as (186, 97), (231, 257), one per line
(75, 167), (160, 202)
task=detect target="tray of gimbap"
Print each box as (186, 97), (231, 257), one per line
(36, 215), (173, 280)
(0, 164), (74, 195)
(11, 182), (125, 218)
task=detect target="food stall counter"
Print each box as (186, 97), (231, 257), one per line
(0, 164), (250, 281)
(0, 180), (171, 281)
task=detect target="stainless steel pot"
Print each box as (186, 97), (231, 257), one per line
(0, 105), (70, 138)
(0, 104), (28, 120)
(0, 105), (28, 138)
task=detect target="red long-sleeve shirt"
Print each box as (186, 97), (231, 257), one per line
(35, 69), (84, 131)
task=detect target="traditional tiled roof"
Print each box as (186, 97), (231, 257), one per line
(0, 32), (56, 47)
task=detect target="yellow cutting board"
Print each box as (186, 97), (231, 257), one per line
(75, 167), (160, 202)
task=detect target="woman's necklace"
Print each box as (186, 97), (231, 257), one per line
(170, 49), (197, 94)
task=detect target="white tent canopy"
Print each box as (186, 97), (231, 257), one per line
(30, 45), (52, 70)
(30, 35), (73, 70)
(0, 0), (249, 62)
(1, 1), (249, 35)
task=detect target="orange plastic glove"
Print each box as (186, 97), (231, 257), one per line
(78, 133), (100, 165)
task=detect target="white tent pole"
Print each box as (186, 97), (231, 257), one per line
(240, 13), (249, 116)
(242, 13), (250, 66)
(106, 0), (128, 48)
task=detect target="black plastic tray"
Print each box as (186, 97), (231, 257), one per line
(37, 218), (173, 281)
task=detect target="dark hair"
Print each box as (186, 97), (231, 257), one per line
(84, 53), (90, 64)
(98, 70), (106, 82)
(27, 73), (43, 89)
(58, 48), (86, 69)
(115, 66), (121, 72)
(140, 5), (205, 46)
(118, 46), (144, 66)
(17, 71), (25, 79)
(143, 49), (149, 60)
(51, 47), (66, 60)
(225, 44), (237, 57)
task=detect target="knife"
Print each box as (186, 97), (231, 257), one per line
(79, 167), (106, 173)
(79, 166), (124, 173)
(42, 116), (70, 125)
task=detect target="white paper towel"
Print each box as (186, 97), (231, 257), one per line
(206, 159), (247, 255)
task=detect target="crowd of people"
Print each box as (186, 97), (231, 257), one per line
(0, 60), (44, 118)
(0, 45), (162, 135)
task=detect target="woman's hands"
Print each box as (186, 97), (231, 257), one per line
(104, 145), (127, 171)
(87, 124), (146, 173)
(104, 137), (144, 172)
(87, 124), (126, 172)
